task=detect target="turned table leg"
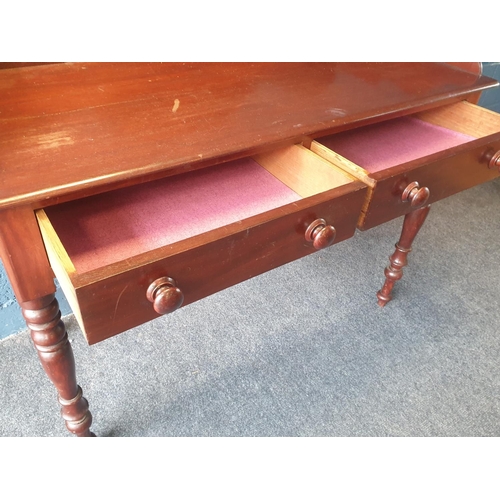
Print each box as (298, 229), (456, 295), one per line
(21, 294), (95, 437)
(1, 207), (95, 436)
(377, 204), (431, 307)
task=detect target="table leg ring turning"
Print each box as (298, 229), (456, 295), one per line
(22, 294), (95, 437)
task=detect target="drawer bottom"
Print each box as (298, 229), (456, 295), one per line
(316, 116), (475, 174)
(45, 157), (302, 274)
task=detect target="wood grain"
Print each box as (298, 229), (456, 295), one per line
(1, 63), (497, 210)
(2, 61), (498, 438)
(361, 133), (500, 229)
(38, 182), (366, 344)
(303, 101), (500, 230)
(376, 205), (431, 306)
(444, 64), (483, 104)
(445, 62), (482, 75)
(416, 101), (500, 138)
(21, 293), (94, 436)
(0, 206), (55, 302)
(308, 140), (376, 188)
(254, 144), (356, 197)
(36, 209), (85, 333)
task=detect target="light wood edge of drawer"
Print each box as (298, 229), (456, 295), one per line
(36, 209), (87, 336)
(253, 144), (360, 198)
(307, 140), (376, 189)
(306, 141), (375, 228)
(416, 100), (500, 138)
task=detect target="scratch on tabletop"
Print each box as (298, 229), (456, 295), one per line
(36, 132), (74, 150)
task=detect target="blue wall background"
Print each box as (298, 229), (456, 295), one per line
(479, 62), (500, 113)
(1, 62), (500, 340)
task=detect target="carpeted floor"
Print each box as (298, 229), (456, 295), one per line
(1, 178), (499, 437)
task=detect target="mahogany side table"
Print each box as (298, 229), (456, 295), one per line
(1, 63), (499, 436)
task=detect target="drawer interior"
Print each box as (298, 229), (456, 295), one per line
(39, 144), (356, 275)
(310, 101), (500, 183)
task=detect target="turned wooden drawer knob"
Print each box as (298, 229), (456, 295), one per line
(488, 150), (500, 171)
(146, 277), (184, 315)
(305, 218), (336, 250)
(402, 181), (430, 208)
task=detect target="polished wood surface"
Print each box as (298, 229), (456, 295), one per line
(401, 181), (430, 208)
(362, 132), (500, 229)
(445, 62), (482, 75)
(1, 63), (499, 436)
(308, 101), (500, 230)
(40, 182), (366, 344)
(146, 277), (184, 315)
(0, 63), (497, 210)
(489, 150), (500, 170)
(0, 206), (56, 302)
(377, 205), (431, 307)
(21, 293), (94, 436)
(304, 219), (337, 250)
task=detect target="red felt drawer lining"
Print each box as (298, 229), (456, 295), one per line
(45, 158), (301, 274)
(316, 116), (475, 173)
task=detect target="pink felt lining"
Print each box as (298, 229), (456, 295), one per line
(317, 116), (475, 173)
(46, 158), (301, 274)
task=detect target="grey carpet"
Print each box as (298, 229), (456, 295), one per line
(1, 178), (499, 437)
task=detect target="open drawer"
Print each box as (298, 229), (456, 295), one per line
(36, 144), (366, 345)
(308, 101), (500, 229)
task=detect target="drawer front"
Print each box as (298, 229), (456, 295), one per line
(72, 185), (366, 344)
(361, 133), (500, 229)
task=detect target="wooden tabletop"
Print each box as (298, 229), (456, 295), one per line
(0, 63), (497, 210)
